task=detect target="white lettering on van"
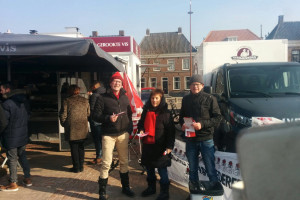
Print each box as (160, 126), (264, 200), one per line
(282, 118), (300, 122)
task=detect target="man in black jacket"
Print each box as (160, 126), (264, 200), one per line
(0, 103), (8, 134)
(93, 72), (134, 200)
(89, 81), (106, 165)
(179, 74), (222, 195)
(0, 83), (32, 191)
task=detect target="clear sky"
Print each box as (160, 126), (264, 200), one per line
(1, 0), (300, 46)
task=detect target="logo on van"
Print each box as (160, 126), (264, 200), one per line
(231, 46), (258, 60)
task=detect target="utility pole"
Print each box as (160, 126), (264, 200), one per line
(188, 0), (193, 77)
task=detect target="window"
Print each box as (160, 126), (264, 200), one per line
(141, 60), (147, 73)
(292, 50), (300, 62)
(182, 59), (190, 70)
(168, 59), (175, 71)
(141, 77), (146, 88)
(150, 77), (157, 88)
(185, 76), (190, 90)
(153, 62), (160, 71)
(174, 77), (180, 90)
(226, 36), (238, 41)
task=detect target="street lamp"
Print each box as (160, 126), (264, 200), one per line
(188, 0), (193, 77)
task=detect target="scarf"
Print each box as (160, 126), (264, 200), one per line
(143, 111), (157, 144)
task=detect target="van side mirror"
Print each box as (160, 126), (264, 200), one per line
(204, 86), (212, 94)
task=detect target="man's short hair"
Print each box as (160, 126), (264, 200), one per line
(0, 82), (14, 90)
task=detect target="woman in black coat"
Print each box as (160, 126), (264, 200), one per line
(137, 89), (175, 200)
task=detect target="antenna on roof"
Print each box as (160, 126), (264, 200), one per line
(260, 24), (263, 40)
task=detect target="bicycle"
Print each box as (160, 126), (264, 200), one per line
(169, 99), (182, 132)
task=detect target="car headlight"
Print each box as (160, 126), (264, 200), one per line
(230, 111), (252, 126)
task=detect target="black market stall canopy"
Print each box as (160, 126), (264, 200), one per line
(0, 33), (124, 73)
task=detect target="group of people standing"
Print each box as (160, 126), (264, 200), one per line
(0, 72), (222, 200)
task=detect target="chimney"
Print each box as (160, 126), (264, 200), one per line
(146, 29), (150, 36)
(29, 30), (38, 34)
(119, 30), (125, 36)
(92, 31), (98, 37)
(178, 27), (182, 34)
(278, 15), (284, 24)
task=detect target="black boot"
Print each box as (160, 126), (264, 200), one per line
(189, 181), (200, 194)
(120, 172), (135, 197)
(141, 178), (156, 197)
(156, 183), (169, 200)
(98, 178), (108, 200)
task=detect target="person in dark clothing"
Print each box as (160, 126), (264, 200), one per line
(92, 72), (135, 200)
(59, 85), (90, 173)
(0, 103), (8, 134)
(179, 74), (222, 196)
(137, 89), (175, 200)
(89, 81), (106, 165)
(0, 83), (32, 191)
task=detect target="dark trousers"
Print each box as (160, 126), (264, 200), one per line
(146, 166), (169, 184)
(69, 140), (85, 170)
(7, 145), (31, 183)
(90, 121), (102, 159)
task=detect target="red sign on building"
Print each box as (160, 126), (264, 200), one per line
(88, 36), (140, 58)
(89, 36), (130, 52)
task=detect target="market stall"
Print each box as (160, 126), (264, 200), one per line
(0, 33), (124, 150)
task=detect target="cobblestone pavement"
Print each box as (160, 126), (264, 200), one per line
(0, 140), (189, 200)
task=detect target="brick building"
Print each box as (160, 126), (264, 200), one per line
(139, 27), (197, 97)
(266, 15), (300, 63)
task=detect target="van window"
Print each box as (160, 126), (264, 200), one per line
(228, 65), (300, 97)
(215, 70), (225, 94)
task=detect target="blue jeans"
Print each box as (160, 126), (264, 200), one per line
(90, 121), (102, 159)
(186, 139), (218, 182)
(7, 145), (31, 183)
(146, 167), (169, 185)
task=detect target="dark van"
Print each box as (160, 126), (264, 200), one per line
(205, 62), (300, 152)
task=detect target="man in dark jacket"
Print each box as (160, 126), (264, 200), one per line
(0, 83), (32, 191)
(179, 75), (222, 195)
(93, 72), (135, 200)
(89, 81), (106, 164)
(0, 103), (8, 134)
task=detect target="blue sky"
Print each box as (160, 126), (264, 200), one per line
(1, 0), (300, 46)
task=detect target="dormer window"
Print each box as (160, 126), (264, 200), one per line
(225, 36), (238, 41)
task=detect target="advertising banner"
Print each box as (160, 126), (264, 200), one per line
(169, 139), (241, 200)
(89, 36), (131, 53)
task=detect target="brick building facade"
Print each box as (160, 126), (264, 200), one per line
(140, 28), (197, 97)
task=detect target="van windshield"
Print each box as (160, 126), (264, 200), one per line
(228, 65), (300, 97)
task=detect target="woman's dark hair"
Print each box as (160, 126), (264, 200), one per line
(150, 88), (164, 99)
(68, 85), (80, 95)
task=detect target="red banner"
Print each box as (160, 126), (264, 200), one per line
(122, 72), (144, 136)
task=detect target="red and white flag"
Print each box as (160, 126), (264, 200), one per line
(122, 72), (144, 136)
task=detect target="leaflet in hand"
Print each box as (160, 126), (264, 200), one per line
(184, 117), (196, 137)
(137, 132), (149, 137)
(115, 111), (126, 116)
